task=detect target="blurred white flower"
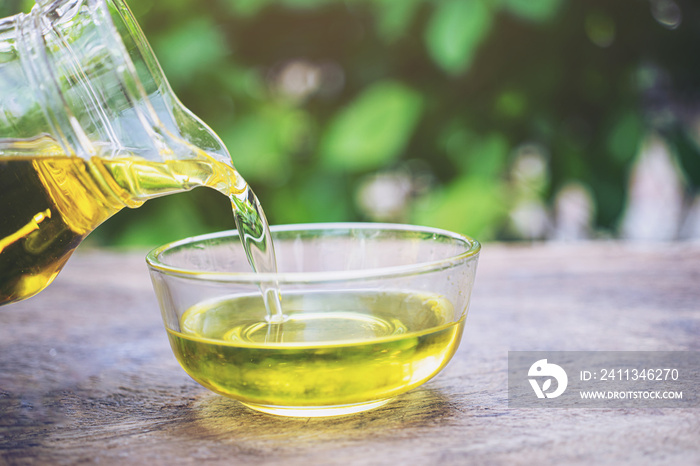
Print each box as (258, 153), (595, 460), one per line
(552, 182), (595, 241)
(357, 172), (413, 222)
(620, 134), (684, 241)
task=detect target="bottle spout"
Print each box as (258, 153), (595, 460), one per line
(104, 0), (233, 167)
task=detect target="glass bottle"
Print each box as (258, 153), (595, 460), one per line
(0, 0), (244, 305)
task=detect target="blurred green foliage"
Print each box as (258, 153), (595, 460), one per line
(2, 0), (700, 244)
(320, 80), (423, 172)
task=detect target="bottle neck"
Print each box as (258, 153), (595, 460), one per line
(0, 13), (67, 154)
(4, 0), (233, 169)
(14, 4), (95, 157)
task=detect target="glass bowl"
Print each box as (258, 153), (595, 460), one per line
(146, 223), (480, 417)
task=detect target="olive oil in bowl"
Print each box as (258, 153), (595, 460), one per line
(167, 289), (465, 417)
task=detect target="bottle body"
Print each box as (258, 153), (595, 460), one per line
(0, 146), (238, 305)
(0, 151), (123, 304)
(0, 0), (240, 305)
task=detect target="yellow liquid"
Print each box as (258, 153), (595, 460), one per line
(167, 290), (464, 416)
(0, 150), (244, 305)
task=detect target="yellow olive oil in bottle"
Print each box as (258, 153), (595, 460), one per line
(0, 141), (272, 306)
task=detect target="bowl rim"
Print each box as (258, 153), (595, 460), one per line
(145, 222), (480, 284)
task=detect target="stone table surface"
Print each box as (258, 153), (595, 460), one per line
(1, 241), (699, 465)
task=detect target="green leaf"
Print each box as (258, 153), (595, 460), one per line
(412, 175), (508, 240)
(220, 106), (312, 183)
(467, 133), (509, 177)
(370, 0), (424, 43)
(495, 90), (527, 118)
(20, 0), (34, 13)
(664, 125), (700, 189)
(0, 1), (31, 16)
(220, 113), (288, 183)
(223, 0), (273, 17)
(320, 81), (423, 172)
(221, 65), (266, 100)
(607, 112), (644, 163)
(152, 18), (229, 88)
(425, 0), (493, 75)
(501, 0), (563, 23)
(442, 125), (509, 177)
(267, 174), (352, 224)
